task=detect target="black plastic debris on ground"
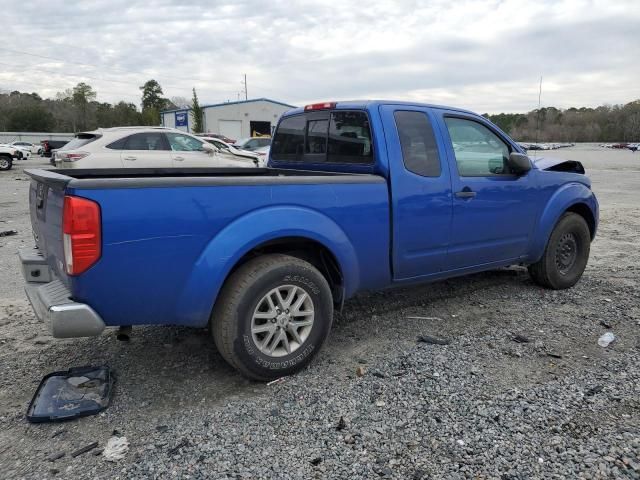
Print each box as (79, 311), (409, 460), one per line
(0, 230), (18, 237)
(26, 366), (114, 423)
(416, 335), (450, 345)
(512, 334), (531, 344)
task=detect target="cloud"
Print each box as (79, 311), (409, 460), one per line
(0, 0), (638, 113)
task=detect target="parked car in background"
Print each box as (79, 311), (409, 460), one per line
(49, 149), (61, 166)
(253, 145), (270, 166)
(1, 143), (31, 160)
(10, 141), (42, 155)
(41, 139), (69, 157)
(628, 143), (639, 152)
(233, 136), (271, 151)
(22, 100), (598, 381)
(0, 145), (16, 170)
(200, 137), (260, 166)
(54, 127), (259, 169)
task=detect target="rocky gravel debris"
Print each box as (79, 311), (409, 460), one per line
(0, 148), (639, 478)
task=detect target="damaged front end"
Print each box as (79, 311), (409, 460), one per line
(532, 157), (585, 174)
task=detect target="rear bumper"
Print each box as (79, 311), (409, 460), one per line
(20, 248), (105, 338)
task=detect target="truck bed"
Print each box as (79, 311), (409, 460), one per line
(24, 167), (390, 329)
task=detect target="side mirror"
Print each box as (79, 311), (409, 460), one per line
(508, 152), (532, 175)
(201, 143), (218, 155)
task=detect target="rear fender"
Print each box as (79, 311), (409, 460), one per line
(175, 206), (358, 327)
(528, 183), (598, 263)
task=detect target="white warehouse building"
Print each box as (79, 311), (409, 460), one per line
(160, 98), (296, 140)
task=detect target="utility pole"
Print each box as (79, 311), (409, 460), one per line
(243, 74), (248, 100)
(535, 75), (543, 147)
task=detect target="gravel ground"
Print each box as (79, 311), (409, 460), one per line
(0, 145), (639, 479)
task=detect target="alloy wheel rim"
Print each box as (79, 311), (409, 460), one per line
(251, 284), (315, 358)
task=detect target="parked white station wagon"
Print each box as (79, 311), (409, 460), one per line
(54, 127), (260, 169)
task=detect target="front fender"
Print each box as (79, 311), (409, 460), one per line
(175, 206), (359, 327)
(528, 182), (598, 263)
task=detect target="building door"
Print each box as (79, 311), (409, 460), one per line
(219, 120), (242, 142)
(250, 121), (271, 136)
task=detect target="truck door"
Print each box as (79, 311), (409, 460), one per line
(380, 105), (453, 279)
(436, 112), (539, 269)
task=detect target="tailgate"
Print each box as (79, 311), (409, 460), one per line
(26, 170), (73, 287)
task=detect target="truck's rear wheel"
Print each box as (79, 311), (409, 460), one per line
(528, 212), (591, 289)
(0, 156), (12, 170)
(211, 254), (333, 381)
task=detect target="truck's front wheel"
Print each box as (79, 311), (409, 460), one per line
(528, 212), (591, 289)
(211, 254), (334, 381)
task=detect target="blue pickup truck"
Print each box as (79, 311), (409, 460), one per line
(21, 100), (598, 380)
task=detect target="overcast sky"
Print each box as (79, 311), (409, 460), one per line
(0, 0), (638, 113)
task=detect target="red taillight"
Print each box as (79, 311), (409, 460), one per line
(304, 102), (336, 111)
(63, 195), (101, 275)
(59, 151), (89, 162)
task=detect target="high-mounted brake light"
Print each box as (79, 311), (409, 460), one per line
(63, 195), (101, 275)
(304, 102), (337, 111)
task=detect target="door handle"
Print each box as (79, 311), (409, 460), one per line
(455, 188), (476, 199)
(123, 156), (136, 161)
(174, 156), (184, 161)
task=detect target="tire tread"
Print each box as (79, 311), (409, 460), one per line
(528, 212), (590, 289)
(211, 254), (329, 381)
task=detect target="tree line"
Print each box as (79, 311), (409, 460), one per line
(484, 100), (640, 142)
(1, 81), (638, 141)
(0, 80), (204, 133)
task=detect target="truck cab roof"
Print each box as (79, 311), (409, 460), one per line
(283, 100), (477, 117)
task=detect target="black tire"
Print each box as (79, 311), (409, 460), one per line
(0, 156), (12, 171)
(528, 212), (591, 289)
(211, 254), (334, 381)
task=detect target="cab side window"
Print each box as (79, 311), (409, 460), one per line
(394, 111), (441, 177)
(444, 117), (511, 176)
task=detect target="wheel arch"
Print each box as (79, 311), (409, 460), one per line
(225, 236), (345, 304)
(528, 182), (598, 263)
(566, 202), (596, 240)
(174, 206), (359, 327)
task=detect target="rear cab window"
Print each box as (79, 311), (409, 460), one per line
(271, 110), (373, 165)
